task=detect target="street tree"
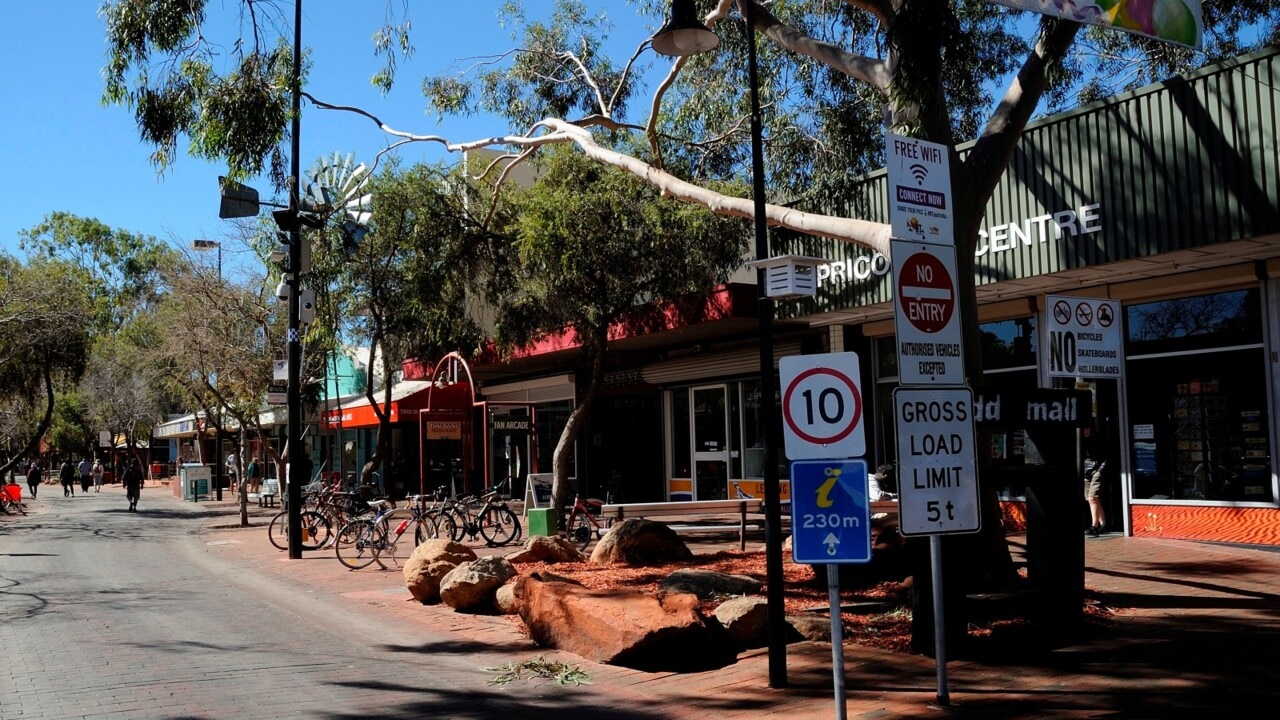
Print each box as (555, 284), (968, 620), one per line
(148, 260), (287, 525)
(0, 256), (94, 476)
(491, 146), (748, 516)
(308, 160), (484, 490)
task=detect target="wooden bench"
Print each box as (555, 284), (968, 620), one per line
(601, 499), (766, 551)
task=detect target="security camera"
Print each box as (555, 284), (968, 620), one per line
(275, 279), (290, 301)
(299, 289), (316, 324)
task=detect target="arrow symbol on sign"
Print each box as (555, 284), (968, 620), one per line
(824, 532), (840, 556)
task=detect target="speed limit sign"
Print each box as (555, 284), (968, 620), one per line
(779, 352), (866, 460)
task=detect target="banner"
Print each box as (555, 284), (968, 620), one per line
(988, 0), (1202, 48)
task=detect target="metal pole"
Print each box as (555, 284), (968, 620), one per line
(827, 563), (848, 720)
(285, 0), (304, 559)
(930, 535), (951, 706)
(744, 0), (786, 689)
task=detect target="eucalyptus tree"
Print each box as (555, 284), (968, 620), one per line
(491, 147), (748, 515)
(80, 332), (171, 468)
(149, 261), (287, 524)
(309, 160), (484, 489)
(0, 256), (95, 476)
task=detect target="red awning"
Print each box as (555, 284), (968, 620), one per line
(323, 378), (476, 429)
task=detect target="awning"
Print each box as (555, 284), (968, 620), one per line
(154, 414), (202, 439)
(322, 380), (434, 429)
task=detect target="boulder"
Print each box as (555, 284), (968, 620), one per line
(494, 583), (519, 615)
(714, 597), (770, 648)
(403, 539), (478, 604)
(589, 518), (692, 566)
(786, 614), (832, 642)
(506, 535), (586, 564)
(658, 569), (761, 600)
(515, 575), (736, 671)
(440, 556), (518, 612)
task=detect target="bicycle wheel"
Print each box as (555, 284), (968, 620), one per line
(479, 505), (521, 547)
(566, 508), (594, 550)
(416, 510), (456, 543)
(267, 510), (289, 550)
(374, 510), (412, 569)
(298, 510), (333, 551)
(334, 519), (382, 570)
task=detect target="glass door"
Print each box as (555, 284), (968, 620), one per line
(692, 385), (730, 500)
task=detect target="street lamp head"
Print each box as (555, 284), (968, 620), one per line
(191, 239), (220, 251)
(652, 0), (719, 57)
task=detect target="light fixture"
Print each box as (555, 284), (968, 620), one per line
(652, 0), (719, 57)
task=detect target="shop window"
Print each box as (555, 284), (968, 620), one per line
(1126, 289), (1271, 503)
(671, 391), (691, 478)
(981, 317), (1037, 370)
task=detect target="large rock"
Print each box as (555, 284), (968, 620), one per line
(494, 584), (519, 615)
(403, 539), (477, 604)
(440, 556), (518, 612)
(714, 597), (770, 648)
(786, 614), (832, 642)
(514, 575), (736, 671)
(589, 518), (692, 566)
(506, 535), (586, 564)
(658, 569), (761, 600)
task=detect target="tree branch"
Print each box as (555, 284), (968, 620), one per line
(746, 0), (891, 91)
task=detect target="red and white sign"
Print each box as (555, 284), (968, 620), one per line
(891, 240), (964, 385)
(779, 353), (866, 460)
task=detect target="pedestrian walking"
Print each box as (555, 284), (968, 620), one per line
(122, 457), (143, 512)
(92, 459), (104, 492)
(59, 459), (76, 497)
(78, 457), (93, 494)
(26, 459), (41, 499)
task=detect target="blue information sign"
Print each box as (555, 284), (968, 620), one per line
(789, 459), (871, 564)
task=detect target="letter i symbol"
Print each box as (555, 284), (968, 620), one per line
(817, 467), (840, 508)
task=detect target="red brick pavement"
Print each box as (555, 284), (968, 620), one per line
(14, 486), (1274, 718)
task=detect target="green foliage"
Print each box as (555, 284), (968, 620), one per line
(0, 256), (95, 404)
(18, 212), (178, 334)
(46, 393), (93, 459)
(491, 147), (749, 355)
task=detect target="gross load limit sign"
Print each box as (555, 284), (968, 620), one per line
(891, 239), (964, 385)
(893, 386), (980, 536)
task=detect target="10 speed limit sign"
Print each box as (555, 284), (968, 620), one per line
(779, 352), (866, 460)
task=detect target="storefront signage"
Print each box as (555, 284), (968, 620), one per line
(1042, 294), (1124, 379)
(815, 203), (1103, 288)
(984, 1), (1202, 49)
(893, 387), (981, 536)
(779, 352), (866, 460)
(891, 240), (965, 385)
(492, 417), (531, 432)
(970, 388), (1093, 428)
(425, 421), (462, 440)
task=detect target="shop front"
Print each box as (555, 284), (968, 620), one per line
(773, 48), (1280, 545)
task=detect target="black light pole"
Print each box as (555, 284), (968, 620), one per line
(285, 0), (304, 559)
(654, 0), (787, 688)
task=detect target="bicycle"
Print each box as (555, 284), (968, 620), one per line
(563, 494), (612, 550)
(335, 496), (446, 570)
(266, 506), (334, 551)
(439, 488), (522, 547)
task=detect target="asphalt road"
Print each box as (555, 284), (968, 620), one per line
(0, 487), (667, 720)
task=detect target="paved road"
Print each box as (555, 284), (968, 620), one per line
(0, 487), (663, 720)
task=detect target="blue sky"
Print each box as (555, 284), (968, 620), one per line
(0, 2), (655, 273)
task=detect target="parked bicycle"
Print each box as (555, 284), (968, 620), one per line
(334, 495), (447, 570)
(564, 493), (612, 550)
(433, 486), (522, 547)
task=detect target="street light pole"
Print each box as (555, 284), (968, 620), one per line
(285, 0), (305, 559)
(654, 0), (787, 688)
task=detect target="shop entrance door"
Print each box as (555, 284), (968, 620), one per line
(692, 385), (730, 501)
(1079, 379), (1125, 533)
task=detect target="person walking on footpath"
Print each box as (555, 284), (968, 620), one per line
(92, 459), (104, 492)
(26, 459), (41, 499)
(122, 457), (143, 511)
(59, 458), (76, 497)
(78, 456), (93, 494)
(1083, 432), (1108, 537)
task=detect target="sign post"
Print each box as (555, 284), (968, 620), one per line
(790, 459), (871, 720)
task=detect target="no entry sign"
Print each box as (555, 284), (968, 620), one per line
(779, 352), (866, 460)
(891, 240), (965, 385)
